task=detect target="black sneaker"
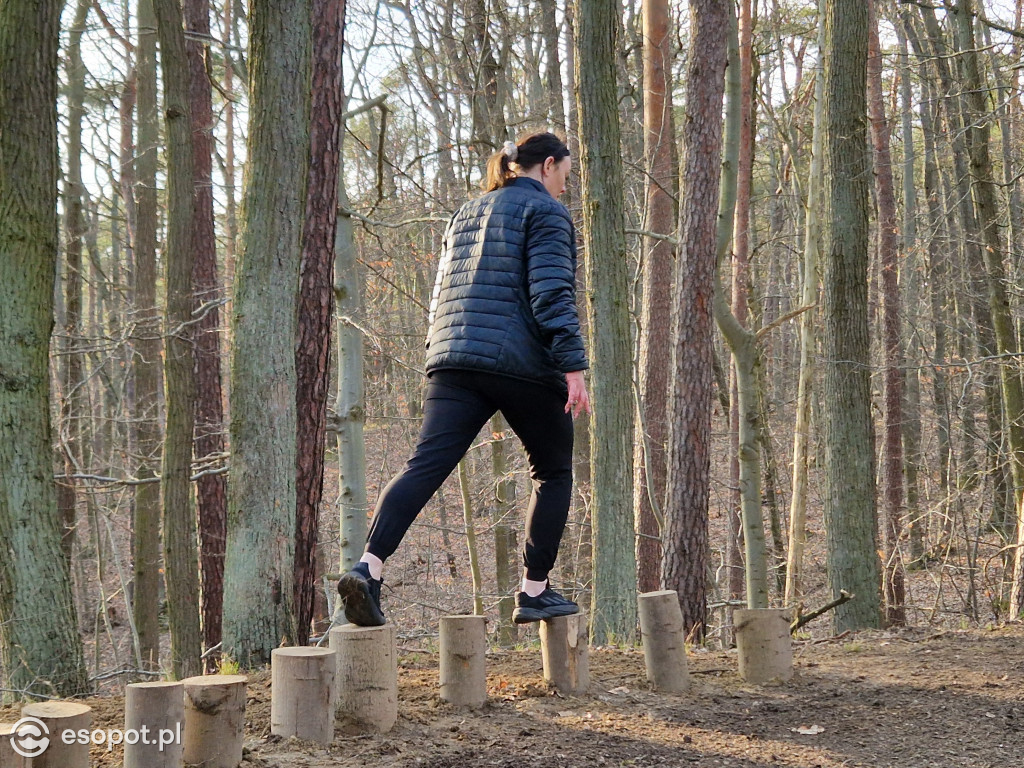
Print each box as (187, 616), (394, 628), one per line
(337, 562), (386, 627)
(512, 586), (579, 624)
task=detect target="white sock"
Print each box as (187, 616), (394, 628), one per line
(360, 552), (384, 581)
(522, 576), (547, 598)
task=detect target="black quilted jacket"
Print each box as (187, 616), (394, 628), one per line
(425, 176), (589, 392)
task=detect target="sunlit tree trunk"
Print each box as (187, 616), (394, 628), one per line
(635, 0), (676, 594)
(662, 0), (729, 638)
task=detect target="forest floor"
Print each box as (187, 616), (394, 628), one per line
(5, 623), (1021, 768)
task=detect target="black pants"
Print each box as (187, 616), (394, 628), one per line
(365, 369), (574, 582)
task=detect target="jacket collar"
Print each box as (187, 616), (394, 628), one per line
(506, 176), (551, 197)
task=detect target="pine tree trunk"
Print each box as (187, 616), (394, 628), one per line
(662, 0), (729, 637)
(576, 0), (637, 643)
(635, 0), (676, 594)
(295, 0), (344, 646)
(133, 0), (165, 671)
(224, 0), (312, 665)
(0, 0), (91, 698)
(821, 0), (881, 632)
(154, 0), (202, 678)
(866, 0), (906, 627)
(185, 0), (227, 671)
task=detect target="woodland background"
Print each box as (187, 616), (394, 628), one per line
(1, 0), (1023, 699)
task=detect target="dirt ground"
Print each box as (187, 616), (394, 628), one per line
(6, 624), (1021, 768)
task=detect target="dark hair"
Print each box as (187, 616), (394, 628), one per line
(483, 131), (570, 192)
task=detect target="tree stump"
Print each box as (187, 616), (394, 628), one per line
(181, 674), (247, 768)
(19, 701), (91, 768)
(539, 611), (589, 694)
(1, 722), (26, 768)
(638, 590), (691, 693)
(330, 623), (397, 733)
(124, 680), (185, 768)
(439, 615), (487, 708)
(271, 647), (336, 743)
(734, 608), (793, 683)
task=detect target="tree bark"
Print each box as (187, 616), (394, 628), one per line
(662, 0), (730, 638)
(224, 0), (312, 665)
(0, 0), (91, 697)
(185, 0), (228, 671)
(635, 0), (676, 594)
(295, 0), (345, 646)
(575, 0), (637, 644)
(154, 0), (202, 679)
(866, 0), (906, 627)
(132, 0), (165, 671)
(821, 0), (881, 632)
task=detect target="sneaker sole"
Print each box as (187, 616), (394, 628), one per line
(337, 573), (386, 627)
(511, 604), (580, 624)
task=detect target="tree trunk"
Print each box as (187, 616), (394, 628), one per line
(295, 0), (344, 646)
(185, 0), (227, 671)
(133, 0), (164, 672)
(335, 168), (368, 573)
(154, 0), (202, 679)
(224, 0), (312, 666)
(0, 0), (90, 698)
(635, 0), (676, 594)
(866, 0), (906, 627)
(821, 0), (880, 632)
(575, 0), (637, 644)
(713, 9), (768, 611)
(662, 0), (729, 638)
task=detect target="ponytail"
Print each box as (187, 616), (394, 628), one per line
(482, 132), (569, 192)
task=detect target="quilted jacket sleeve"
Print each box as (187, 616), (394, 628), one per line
(524, 204), (589, 373)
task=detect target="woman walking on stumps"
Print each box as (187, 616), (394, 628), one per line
(338, 131), (591, 627)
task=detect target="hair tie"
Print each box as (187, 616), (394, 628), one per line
(502, 140), (518, 162)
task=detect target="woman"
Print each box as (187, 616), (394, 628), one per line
(338, 131), (591, 627)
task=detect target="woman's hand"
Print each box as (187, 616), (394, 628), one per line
(564, 370), (592, 419)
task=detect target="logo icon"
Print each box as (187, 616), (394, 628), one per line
(10, 717), (50, 758)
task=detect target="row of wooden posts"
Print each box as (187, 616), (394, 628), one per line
(0, 592), (792, 768)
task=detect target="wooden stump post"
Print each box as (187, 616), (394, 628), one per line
(439, 615), (487, 708)
(638, 590), (691, 693)
(19, 701), (91, 768)
(271, 647), (336, 743)
(330, 623), (398, 733)
(1, 722), (26, 768)
(181, 674), (247, 768)
(539, 611), (589, 694)
(734, 608), (793, 684)
(124, 680), (185, 768)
